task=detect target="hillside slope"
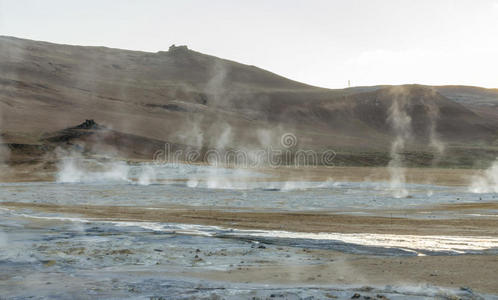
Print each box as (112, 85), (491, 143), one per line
(0, 36), (497, 167)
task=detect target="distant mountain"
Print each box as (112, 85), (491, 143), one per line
(0, 36), (497, 167)
(436, 86), (498, 107)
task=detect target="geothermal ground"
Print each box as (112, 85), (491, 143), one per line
(1, 161), (498, 299)
(1, 36), (498, 299)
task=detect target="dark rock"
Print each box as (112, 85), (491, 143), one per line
(168, 44), (189, 53)
(144, 103), (189, 112)
(71, 119), (105, 130)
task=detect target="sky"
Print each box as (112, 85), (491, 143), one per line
(0, 0), (497, 89)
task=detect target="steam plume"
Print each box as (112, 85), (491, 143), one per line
(387, 88), (411, 198)
(470, 159), (498, 193)
(56, 149), (156, 185)
(422, 88), (445, 158)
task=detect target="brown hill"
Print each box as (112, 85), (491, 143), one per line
(0, 36), (497, 167)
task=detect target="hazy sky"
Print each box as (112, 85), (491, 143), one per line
(1, 0), (497, 89)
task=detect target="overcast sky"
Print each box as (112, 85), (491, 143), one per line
(1, 0), (497, 89)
